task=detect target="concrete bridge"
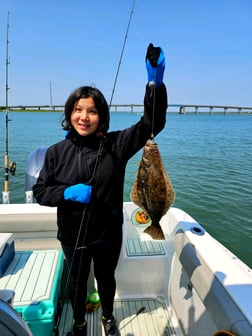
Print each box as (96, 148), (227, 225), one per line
(176, 104), (252, 115)
(1, 104), (252, 114)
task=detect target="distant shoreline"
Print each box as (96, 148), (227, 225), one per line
(0, 109), (252, 115)
(1, 103), (252, 115)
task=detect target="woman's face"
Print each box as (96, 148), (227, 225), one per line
(71, 97), (100, 136)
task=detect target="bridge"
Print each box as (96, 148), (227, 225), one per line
(1, 104), (252, 114)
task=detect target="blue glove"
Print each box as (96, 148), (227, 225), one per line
(146, 43), (165, 87)
(64, 183), (92, 203)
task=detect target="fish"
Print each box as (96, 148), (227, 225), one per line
(130, 139), (175, 240)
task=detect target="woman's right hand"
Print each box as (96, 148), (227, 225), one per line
(64, 183), (92, 203)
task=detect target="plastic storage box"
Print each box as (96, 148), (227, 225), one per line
(0, 249), (64, 336)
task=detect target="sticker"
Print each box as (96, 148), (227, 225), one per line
(131, 208), (152, 227)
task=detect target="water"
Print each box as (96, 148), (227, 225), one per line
(0, 111), (252, 267)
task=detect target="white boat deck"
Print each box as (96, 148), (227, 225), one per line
(59, 297), (176, 336)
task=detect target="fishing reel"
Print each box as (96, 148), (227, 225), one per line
(1, 161), (17, 176)
(9, 161), (16, 176)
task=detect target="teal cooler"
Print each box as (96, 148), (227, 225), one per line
(0, 249), (64, 336)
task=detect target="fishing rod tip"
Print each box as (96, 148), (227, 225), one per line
(136, 306), (145, 315)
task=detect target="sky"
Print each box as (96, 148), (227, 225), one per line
(0, 0), (251, 107)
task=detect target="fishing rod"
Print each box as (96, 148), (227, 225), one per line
(109, 0), (136, 107)
(4, 12), (10, 197)
(119, 306), (145, 331)
(2, 12), (16, 204)
(54, 2), (137, 334)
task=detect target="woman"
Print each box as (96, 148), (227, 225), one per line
(33, 43), (167, 336)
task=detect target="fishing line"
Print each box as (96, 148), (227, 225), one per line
(150, 84), (156, 141)
(109, 0), (136, 107)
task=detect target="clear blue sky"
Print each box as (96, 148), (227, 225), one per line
(0, 0), (251, 107)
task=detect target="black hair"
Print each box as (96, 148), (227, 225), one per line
(61, 86), (110, 137)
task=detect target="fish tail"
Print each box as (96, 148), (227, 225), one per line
(144, 223), (165, 240)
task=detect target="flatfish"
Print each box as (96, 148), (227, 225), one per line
(130, 139), (175, 240)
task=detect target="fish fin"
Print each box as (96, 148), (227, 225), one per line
(144, 224), (165, 240)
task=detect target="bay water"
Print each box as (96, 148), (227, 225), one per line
(0, 111), (251, 267)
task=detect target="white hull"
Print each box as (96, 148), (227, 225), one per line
(0, 202), (251, 335)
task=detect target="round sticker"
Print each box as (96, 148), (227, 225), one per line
(131, 208), (151, 227)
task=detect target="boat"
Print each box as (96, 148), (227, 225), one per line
(1, 7), (251, 335)
(0, 149), (251, 336)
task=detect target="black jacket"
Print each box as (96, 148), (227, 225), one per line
(33, 84), (167, 245)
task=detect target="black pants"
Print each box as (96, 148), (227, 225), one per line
(61, 233), (122, 324)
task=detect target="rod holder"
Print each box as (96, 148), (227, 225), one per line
(2, 191), (10, 204)
(25, 191), (34, 204)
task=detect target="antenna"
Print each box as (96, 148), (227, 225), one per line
(49, 81), (53, 110)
